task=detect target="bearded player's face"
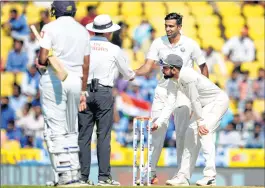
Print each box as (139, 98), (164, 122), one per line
(162, 66), (174, 79)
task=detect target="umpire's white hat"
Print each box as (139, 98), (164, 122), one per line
(86, 14), (121, 33)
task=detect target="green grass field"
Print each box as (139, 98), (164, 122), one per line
(1, 186), (265, 188)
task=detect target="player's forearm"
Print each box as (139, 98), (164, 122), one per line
(134, 60), (154, 76)
(200, 63), (209, 78)
(38, 48), (49, 66)
(82, 55), (90, 91)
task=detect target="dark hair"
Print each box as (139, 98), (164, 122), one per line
(87, 5), (96, 12)
(13, 39), (24, 46)
(41, 9), (49, 17)
(10, 9), (18, 14)
(164, 13), (183, 25)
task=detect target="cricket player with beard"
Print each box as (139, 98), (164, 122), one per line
(37, 1), (90, 186)
(134, 13), (208, 185)
(151, 54), (229, 186)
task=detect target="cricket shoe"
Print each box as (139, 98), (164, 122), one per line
(136, 174), (159, 185)
(97, 178), (120, 186)
(196, 176), (216, 186)
(165, 174), (190, 186)
(56, 180), (93, 187)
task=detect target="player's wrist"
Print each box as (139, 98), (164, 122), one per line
(196, 118), (205, 127)
(81, 91), (88, 97)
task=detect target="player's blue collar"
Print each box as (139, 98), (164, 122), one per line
(91, 36), (108, 42)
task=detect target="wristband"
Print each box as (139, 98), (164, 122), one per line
(81, 91), (88, 97)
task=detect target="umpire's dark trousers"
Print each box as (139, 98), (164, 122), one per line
(78, 85), (114, 182)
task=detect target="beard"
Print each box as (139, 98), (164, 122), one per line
(164, 73), (174, 79)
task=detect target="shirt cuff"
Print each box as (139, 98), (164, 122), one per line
(154, 118), (166, 130)
(196, 118), (205, 127)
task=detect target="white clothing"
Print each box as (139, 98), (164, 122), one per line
(39, 16), (91, 182)
(87, 36), (135, 87)
(154, 67), (229, 179)
(222, 36), (255, 63)
(203, 50), (227, 75)
(179, 92), (229, 178)
(40, 16), (91, 77)
(146, 35), (206, 175)
(25, 38), (40, 65)
(146, 35), (206, 88)
(155, 67), (223, 128)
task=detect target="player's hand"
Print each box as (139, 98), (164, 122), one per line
(198, 125), (209, 136)
(79, 95), (87, 112)
(147, 123), (159, 132)
(35, 58), (47, 70)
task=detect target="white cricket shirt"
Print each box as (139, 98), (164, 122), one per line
(87, 36), (135, 87)
(146, 35), (206, 88)
(40, 16), (91, 77)
(155, 67), (224, 128)
(222, 36), (255, 63)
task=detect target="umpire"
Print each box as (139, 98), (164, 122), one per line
(78, 14), (135, 186)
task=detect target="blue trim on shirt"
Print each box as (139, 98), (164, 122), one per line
(90, 36), (108, 42)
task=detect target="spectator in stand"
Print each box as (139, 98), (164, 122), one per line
(232, 114), (244, 131)
(2, 6), (29, 40)
(9, 83), (27, 113)
(238, 71), (254, 111)
(242, 109), (256, 132)
(126, 78), (145, 100)
(203, 46), (227, 76)
(225, 69), (240, 101)
(6, 39), (28, 72)
(141, 28), (156, 56)
(1, 97), (16, 129)
(80, 5), (97, 35)
(115, 73), (129, 92)
(241, 100), (261, 122)
(140, 71), (157, 102)
(24, 31), (39, 66)
(253, 68), (265, 99)
(37, 9), (50, 32)
(6, 120), (22, 141)
(218, 123), (242, 148)
(21, 64), (40, 96)
(245, 124), (265, 148)
(111, 21), (129, 48)
(132, 19), (152, 60)
(222, 25), (255, 73)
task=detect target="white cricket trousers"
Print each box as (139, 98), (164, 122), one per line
(178, 91), (229, 179)
(150, 85), (194, 176)
(39, 68), (82, 180)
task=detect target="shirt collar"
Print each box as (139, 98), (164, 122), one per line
(91, 36), (108, 42)
(165, 34), (184, 48)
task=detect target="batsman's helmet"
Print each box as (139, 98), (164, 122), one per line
(51, 1), (76, 18)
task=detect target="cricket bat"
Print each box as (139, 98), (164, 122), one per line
(30, 25), (68, 81)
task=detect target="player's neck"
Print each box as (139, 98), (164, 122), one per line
(169, 34), (181, 45)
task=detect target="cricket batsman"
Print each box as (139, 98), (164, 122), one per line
(152, 54), (229, 186)
(37, 1), (90, 186)
(134, 13), (208, 184)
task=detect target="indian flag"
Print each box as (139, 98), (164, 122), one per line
(116, 92), (151, 117)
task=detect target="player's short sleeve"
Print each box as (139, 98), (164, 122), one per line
(40, 25), (52, 50)
(84, 35), (91, 56)
(191, 40), (206, 66)
(146, 39), (159, 62)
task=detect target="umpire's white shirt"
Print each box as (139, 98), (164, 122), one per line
(155, 67), (223, 128)
(146, 35), (206, 88)
(88, 36), (135, 87)
(40, 16), (91, 77)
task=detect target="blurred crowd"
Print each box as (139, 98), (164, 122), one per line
(1, 1), (264, 152)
